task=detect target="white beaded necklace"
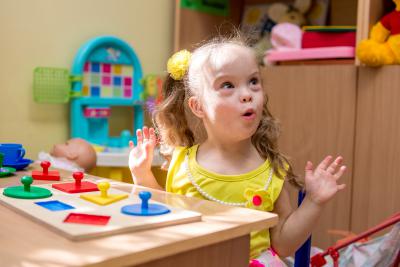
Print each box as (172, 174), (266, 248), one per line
(183, 154), (273, 207)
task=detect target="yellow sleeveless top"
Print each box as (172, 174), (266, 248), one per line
(165, 145), (285, 259)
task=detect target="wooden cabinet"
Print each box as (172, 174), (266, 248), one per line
(174, 0), (243, 51)
(352, 66), (400, 233)
(173, 0), (399, 250)
(262, 65), (356, 248)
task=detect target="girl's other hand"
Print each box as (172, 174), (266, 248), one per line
(304, 156), (346, 206)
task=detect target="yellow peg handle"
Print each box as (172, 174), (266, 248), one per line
(98, 182), (110, 198)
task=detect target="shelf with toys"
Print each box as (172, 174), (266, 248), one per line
(176, 0), (400, 67)
(175, 0), (359, 66)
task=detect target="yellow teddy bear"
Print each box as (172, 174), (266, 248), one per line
(357, 0), (400, 66)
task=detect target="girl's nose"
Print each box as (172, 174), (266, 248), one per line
(240, 94), (252, 103)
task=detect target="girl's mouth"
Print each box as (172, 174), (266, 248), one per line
(242, 109), (256, 120)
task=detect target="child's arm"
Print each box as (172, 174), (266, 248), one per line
(270, 156), (346, 257)
(129, 126), (164, 190)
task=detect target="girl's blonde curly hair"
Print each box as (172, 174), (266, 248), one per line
(153, 34), (302, 188)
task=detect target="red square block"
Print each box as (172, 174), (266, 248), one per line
(64, 213), (110, 226)
(32, 170), (60, 181)
(52, 181), (99, 193)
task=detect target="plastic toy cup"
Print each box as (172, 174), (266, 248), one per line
(0, 143), (25, 164)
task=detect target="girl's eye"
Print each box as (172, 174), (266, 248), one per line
(221, 82), (234, 89)
(250, 77), (259, 86)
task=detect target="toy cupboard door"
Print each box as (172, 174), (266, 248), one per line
(352, 66), (400, 234)
(261, 65), (357, 248)
(174, 0), (244, 51)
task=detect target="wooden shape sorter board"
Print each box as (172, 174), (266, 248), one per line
(0, 184), (201, 241)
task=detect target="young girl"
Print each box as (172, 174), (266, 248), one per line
(129, 36), (346, 266)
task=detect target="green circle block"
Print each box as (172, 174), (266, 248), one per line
(0, 167), (16, 177)
(3, 186), (52, 199)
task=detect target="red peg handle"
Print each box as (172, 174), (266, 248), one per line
(41, 161), (51, 174)
(73, 171), (84, 186)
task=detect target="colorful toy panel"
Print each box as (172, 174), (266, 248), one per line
(33, 36), (145, 148)
(70, 36), (144, 148)
(82, 62), (134, 99)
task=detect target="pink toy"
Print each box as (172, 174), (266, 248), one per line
(249, 259), (265, 267)
(265, 46), (355, 63)
(271, 23), (303, 51)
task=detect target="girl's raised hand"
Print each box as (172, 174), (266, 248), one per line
(128, 127), (157, 176)
(304, 156), (346, 205)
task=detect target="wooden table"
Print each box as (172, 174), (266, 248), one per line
(0, 166), (278, 267)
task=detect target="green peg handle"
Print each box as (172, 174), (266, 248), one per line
(21, 176), (33, 192)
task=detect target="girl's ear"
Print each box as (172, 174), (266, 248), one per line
(188, 96), (204, 118)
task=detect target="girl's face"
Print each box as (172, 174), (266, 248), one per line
(195, 44), (265, 142)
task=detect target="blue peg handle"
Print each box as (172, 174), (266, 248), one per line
(139, 191), (151, 210)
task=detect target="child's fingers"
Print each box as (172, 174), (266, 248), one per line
(137, 129), (143, 145)
(305, 161), (313, 176)
(337, 184), (346, 190)
(143, 126), (149, 140)
(149, 127), (157, 144)
(334, 166), (346, 180)
(326, 156), (343, 174)
(129, 140), (135, 148)
(144, 141), (153, 154)
(316, 155), (333, 171)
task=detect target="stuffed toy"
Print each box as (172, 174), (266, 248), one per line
(253, 0), (312, 62)
(268, 0), (312, 26)
(357, 0), (400, 66)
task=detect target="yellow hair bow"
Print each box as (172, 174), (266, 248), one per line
(167, 50), (191, 80)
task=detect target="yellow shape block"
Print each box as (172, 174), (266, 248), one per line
(80, 193), (128, 206)
(80, 181), (128, 205)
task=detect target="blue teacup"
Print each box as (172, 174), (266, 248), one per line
(0, 143), (25, 164)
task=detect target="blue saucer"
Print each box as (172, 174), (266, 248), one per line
(3, 158), (33, 170)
